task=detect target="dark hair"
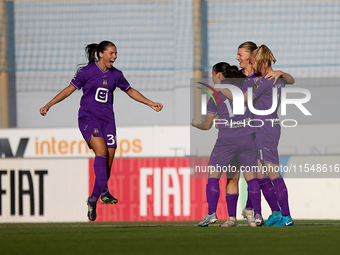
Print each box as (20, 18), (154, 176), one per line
(212, 62), (230, 77)
(85, 41), (116, 64)
(213, 63), (246, 86)
(76, 41), (116, 74)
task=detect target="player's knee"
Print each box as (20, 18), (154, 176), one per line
(94, 148), (107, 157)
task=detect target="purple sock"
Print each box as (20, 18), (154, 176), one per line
(226, 193), (239, 217)
(245, 194), (253, 210)
(94, 156), (108, 195)
(258, 177), (280, 212)
(91, 178), (101, 200)
(272, 177), (290, 216)
(206, 178), (220, 215)
(247, 178), (262, 215)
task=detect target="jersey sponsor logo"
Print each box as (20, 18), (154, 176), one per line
(95, 87), (109, 103)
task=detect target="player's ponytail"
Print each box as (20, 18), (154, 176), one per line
(219, 65), (246, 86)
(85, 43), (99, 64)
(252, 44), (276, 70)
(74, 43), (98, 75)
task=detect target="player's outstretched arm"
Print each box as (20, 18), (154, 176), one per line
(125, 87), (163, 112)
(265, 70), (295, 85)
(39, 84), (76, 116)
(220, 88), (254, 103)
(191, 112), (215, 130)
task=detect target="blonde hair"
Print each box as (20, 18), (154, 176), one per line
(252, 45), (276, 70)
(238, 41), (257, 55)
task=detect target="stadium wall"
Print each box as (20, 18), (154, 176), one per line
(2, 0), (338, 128)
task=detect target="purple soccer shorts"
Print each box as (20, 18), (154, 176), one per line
(78, 116), (117, 149)
(255, 133), (280, 164)
(208, 134), (258, 176)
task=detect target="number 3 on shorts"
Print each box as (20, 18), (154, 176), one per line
(107, 134), (115, 145)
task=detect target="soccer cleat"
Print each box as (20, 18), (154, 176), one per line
(198, 213), (218, 227)
(100, 193), (118, 204)
(265, 211), (282, 226)
(86, 197), (97, 221)
(255, 213), (264, 226)
(242, 208), (256, 227)
(272, 215), (294, 227)
(219, 217), (239, 227)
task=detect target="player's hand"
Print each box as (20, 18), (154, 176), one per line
(191, 119), (199, 127)
(213, 115), (220, 129)
(40, 106), (49, 116)
(265, 70), (283, 84)
(150, 102), (163, 112)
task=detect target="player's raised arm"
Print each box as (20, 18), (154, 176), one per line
(39, 84), (76, 116)
(191, 112), (215, 130)
(124, 87), (163, 112)
(219, 88), (254, 103)
(265, 70), (295, 85)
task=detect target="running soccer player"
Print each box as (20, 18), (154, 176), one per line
(191, 62), (262, 227)
(220, 45), (294, 227)
(40, 41), (163, 221)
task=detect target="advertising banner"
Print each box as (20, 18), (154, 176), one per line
(0, 159), (88, 222)
(90, 157), (229, 222)
(0, 126), (190, 158)
(1, 156), (339, 222)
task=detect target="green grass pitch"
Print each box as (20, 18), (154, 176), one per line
(1, 220), (339, 255)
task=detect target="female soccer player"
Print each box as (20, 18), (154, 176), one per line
(191, 62), (262, 227)
(40, 41), (163, 221)
(220, 45), (294, 227)
(237, 41), (295, 84)
(233, 41), (295, 226)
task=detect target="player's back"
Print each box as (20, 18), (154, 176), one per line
(207, 84), (253, 138)
(251, 76), (285, 134)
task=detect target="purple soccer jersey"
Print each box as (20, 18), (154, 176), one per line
(207, 85), (253, 138)
(241, 69), (259, 79)
(206, 83), (257, 170)
(71, 62), (131, 122)
(244, 74), (285, 134)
